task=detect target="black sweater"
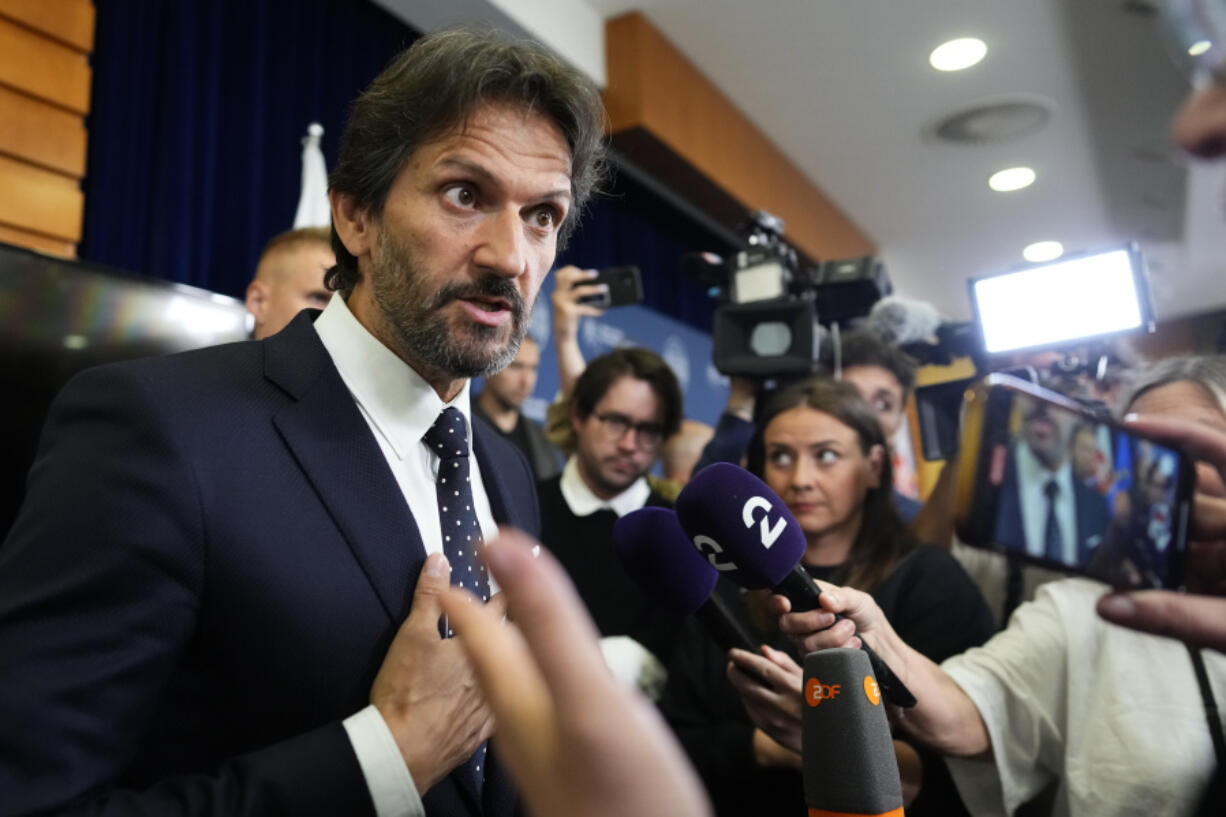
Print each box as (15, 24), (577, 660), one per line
(537, 475), (685, 667)
(659, 545), (997, 817)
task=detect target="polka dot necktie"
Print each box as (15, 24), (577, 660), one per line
(1043, 479), (1065, 564)
(422, 406), (488, 793)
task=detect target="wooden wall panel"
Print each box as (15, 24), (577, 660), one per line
(0, 16), (91, 114)
(0, 0), (94, 52)
(0, 2), (92, 258)
(0, 154), (84, 243)
(0, 85), (87, 176)
(0, 223), (75, 257)
(604, 13), (873, 261)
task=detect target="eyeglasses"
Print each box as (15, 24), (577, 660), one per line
(593, 412), (666, 450)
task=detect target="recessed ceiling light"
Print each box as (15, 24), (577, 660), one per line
(1023, 241), (1064, 263)
(929, 38), (987, 72)
(1189, 39), (1212, 57)
(988, 166), (1036, 192)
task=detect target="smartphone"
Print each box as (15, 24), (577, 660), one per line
(575, 265), (644, 309)
(954, 373), (1193, 590)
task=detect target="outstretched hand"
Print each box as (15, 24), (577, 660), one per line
(552, 266), (606, 338)
(1096, 415), (1226, 652)
(440, 528), (712, 817)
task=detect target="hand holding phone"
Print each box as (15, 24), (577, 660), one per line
(955, 375), (1193, 590)
(552, 266), (607, 343)
(1094, 414), (1226, 650)
(573, 265), (643, 309)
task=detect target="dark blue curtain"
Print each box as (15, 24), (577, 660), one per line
(81, 0), (416, 299)
(80, 0), (727, 332)
(558, 171), (731, 332)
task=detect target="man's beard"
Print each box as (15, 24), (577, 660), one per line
(369, 224), (530, 379)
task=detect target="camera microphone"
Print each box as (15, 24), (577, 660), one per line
(864, 296), (942, 347)
(674, 463), (916, 708)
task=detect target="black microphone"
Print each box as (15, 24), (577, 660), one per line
(803, 648), (904, 817)
(675, 463), (916, 708)
(612, 507), (760, 653)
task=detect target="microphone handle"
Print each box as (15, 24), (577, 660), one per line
(695, 592), (776, 687)
(696, 592), (760, 653)
(773, 566), (917, 709)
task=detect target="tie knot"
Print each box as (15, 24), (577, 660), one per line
(1044, 479), (1059, 499)
(423, 407), (469, 460)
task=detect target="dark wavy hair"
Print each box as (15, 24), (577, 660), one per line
(746, 377), (914, 591)
(832, 329), (918, 398)
(571, 347), (684, 440)
(326, 26), (609, 296)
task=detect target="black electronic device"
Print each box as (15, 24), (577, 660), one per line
(684, 210), (891, 377)
(0, 242), (250, 538)
(955, 374), (1193, 590)
(575, 265), (643, 308)
(913, 376), (976, 461)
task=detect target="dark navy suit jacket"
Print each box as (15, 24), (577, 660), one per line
(994, 445), (1110, 566)
(0, 311), (537, 817)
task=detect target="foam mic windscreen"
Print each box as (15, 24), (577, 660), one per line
(676, 463), (917, 708)
(674, 462), (807, 589)
(612, 507), (760, 653)
(613, 507), (718, 615)
(803, 648), (903, 817)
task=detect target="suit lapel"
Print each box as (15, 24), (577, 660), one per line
(266, 313), (426, 623)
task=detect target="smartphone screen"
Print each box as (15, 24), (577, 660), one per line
(957, 376), (1191, 590)
(575, 265), (644, 309)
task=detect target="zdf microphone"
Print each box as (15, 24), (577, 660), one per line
(803, 648), (903, 817)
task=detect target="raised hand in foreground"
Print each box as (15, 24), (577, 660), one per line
(440, 528), (712, 817)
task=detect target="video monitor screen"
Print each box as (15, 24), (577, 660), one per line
(985, 392), (1186, 589)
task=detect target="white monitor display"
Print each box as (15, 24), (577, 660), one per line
(971, 246), (1150, 355)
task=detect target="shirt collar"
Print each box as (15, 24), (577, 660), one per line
(1017, 439), (1072, 491)
(559, 455), (651, 517)
(314, 295), (472, 460)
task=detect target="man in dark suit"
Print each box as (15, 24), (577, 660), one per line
(0, 27), (606, 817)
(994, 396), (1111, 568)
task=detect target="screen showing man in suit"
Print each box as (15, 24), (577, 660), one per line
(0, 27), (607, 817)
(994, 394), (1112, 566)
(992, 395), (1181, 587)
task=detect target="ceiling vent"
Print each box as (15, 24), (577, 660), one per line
(931, 97), (1054, 145)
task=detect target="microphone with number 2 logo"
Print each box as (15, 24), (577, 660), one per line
(675, 463), (916, 708)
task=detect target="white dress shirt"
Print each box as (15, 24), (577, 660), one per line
(314, 295), (498, 817)
(1014, 441), (1078, 564)
(558, 455), (651, 518)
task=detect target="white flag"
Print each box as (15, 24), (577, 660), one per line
(293, 122), (331, 228)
